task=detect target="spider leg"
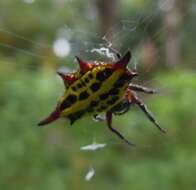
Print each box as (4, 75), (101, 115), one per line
(129, 84), (157, 94)
(113, 105), (130, 115)
(126, 89), (166, 133)
(112, 101), (131, 115)
(106, 112), (135, 146)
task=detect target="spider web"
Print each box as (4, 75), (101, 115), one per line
(0, 0), (194, 182)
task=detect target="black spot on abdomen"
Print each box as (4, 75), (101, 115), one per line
(88, 73), (93, 79)
(96, 68), (113, 81)
(77, 83), (83, 88)
(67, 94), (77, 103)
(79, 91), (89, 100)
(84, 78), (89, 83)
(90, 82), (101, 92)
(60, 100), (71, 110)
(60, 94), (77, 110)
(99, 92), (109, 100)
(71, 86), (76, 91)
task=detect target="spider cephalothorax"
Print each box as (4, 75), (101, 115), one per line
(38, 51), (165, 146)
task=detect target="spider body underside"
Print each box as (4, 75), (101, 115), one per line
(38, 51), (165, 146)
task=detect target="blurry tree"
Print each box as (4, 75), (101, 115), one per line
(163, 0), (182, 67)
(96, 0), (118, 38)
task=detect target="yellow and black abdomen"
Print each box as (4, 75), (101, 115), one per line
(58, 65), (129, 124)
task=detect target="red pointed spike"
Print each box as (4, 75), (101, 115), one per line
(38, 108), (60, 126)
(57, 71), (76, 86)
(75, 56), (92, 73)
(114, 51), (131, 69)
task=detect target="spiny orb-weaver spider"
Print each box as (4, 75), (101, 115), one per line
(38, 51), (166, 146)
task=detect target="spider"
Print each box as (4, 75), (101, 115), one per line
(38, 50), (166, 146)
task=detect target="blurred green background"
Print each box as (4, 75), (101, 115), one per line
(0, 0), (196, 189)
